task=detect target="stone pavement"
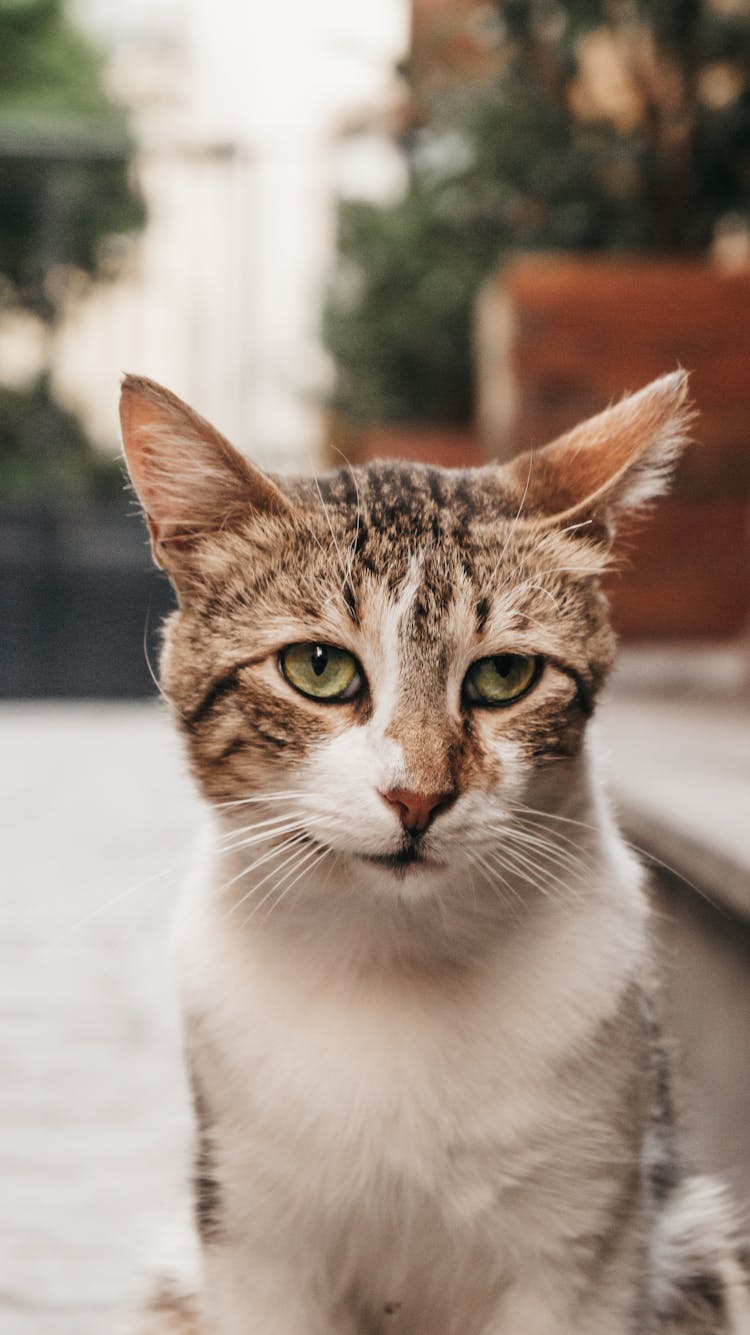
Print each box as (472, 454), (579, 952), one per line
(600, 687), (750, 920)
(1, 697), (749, 1334)
(1, 704), (198, 1335)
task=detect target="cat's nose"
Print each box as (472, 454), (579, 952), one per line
(380, 788), (456, 835)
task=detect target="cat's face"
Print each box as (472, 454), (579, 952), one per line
(120, 372), (690, 899)
(158, 467), (611, 888)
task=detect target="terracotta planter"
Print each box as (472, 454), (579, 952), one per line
(476, 256), (750, 639)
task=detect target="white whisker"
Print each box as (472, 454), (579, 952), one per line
(480, 846), (551, 900)
(217, 812), (313, 844)
(481, 841), (575, 902)
(499, 839), (583, 900)
(220, 833), (312, 909)
(466, 848), (525, 912)
(512, 804), (600, 834)
(312, 471), (349, 593)
(219, 814), (335, 855)
(242, 841), (329, 927)
(518, 582), (561, 613)
(557, 519), (595, 536)
(486, 449), (535, 589)
(211, 790), (310, 811)
(511, 814), (589, 858)
(255, 845), (332, 927)
(47, 862), (179, 951)
(485, 822), (589, 872)
(228, 831), (330, 919)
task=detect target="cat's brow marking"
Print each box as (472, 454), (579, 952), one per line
(475, 595), (491, 632)
(312, 468), (351, 598)
(329, 446), (365, 625)
(185, 666), (244, 730)
(184, 657), (272, 730)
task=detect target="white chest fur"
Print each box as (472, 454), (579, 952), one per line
(178, 837), (647, 1334)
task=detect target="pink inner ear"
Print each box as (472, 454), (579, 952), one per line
(119, 390), (180, 527)
(507, 371), (692, 523)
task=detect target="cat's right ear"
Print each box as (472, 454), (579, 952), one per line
(119, 376), (293, 574)
(504, 371), (694, 541)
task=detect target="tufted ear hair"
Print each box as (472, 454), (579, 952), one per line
(119, 375), (293, 571)
(505, 371), (694, 538)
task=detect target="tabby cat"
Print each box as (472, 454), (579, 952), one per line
(121, 370), (749, 1335)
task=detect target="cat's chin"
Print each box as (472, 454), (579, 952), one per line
(356, 849), (445, 878)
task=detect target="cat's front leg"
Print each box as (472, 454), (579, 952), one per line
(202, 1248), (360, 1335)
(190, 1073), (360, 1333)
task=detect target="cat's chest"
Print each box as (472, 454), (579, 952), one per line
(207, 954), (493, 1116)
(193, 962), (531, 1249)
(186, 920), (560, 1191)
(182, 870), (641, 1221)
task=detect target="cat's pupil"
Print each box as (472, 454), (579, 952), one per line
(493, 655), (515, 678)
(312, 646), (328, 677)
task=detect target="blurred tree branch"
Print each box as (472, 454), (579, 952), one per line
(0, 0), (144, 501)
(325, 0), (750, 426)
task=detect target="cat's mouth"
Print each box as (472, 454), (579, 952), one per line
(357, 844), (442, 875)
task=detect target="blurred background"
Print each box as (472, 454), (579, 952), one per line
(1, 3), (749, 1332)
(2, 0), (750, 694)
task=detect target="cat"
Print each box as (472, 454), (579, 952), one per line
(121, 369), (750, 1335)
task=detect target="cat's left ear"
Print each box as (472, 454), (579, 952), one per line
(506, 371), (694, 538)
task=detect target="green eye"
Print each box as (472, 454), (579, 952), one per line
(464, 654), (540, 706)
(280, 643), (362, 702)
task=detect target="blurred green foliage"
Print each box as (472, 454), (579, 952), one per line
(325, 0), (750, 426)
(0, 0), (144, 313)
(1, 0), (121, 116)
(0, 375), (123, 502)
(0, 0), (144, 501)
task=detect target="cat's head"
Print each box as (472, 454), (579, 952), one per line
(120, 372), (691, 898)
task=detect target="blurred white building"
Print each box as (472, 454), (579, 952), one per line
(50, 0), (408, 469)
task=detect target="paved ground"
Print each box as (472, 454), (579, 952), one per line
(601, 691), (750, 919)
(1, 699), (749, 1333)
(1, 705), (197, 1335)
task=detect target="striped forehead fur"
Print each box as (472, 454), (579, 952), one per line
(162, 462), (613, 675)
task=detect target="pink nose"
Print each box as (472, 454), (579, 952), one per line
(380, 788), (456, 835)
